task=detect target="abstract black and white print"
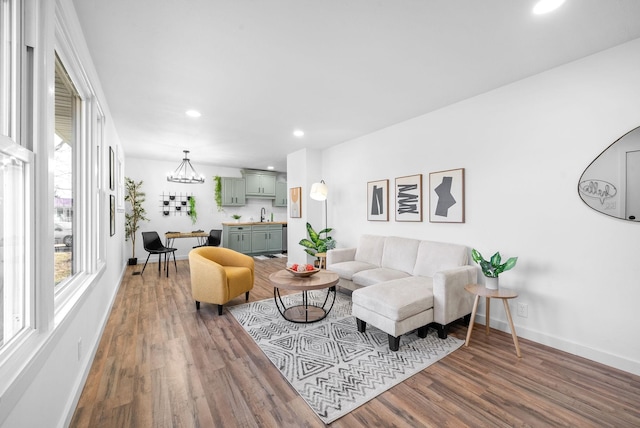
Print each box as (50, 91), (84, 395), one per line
(429, 168), (465, 223)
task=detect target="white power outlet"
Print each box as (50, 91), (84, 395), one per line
(517, 302), (528, 318)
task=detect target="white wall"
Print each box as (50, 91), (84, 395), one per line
(290, 38), (640, 375)
(124, 158), (287, 261)
(286, 148), (324, 267)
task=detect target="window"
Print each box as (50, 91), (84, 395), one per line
(53, 55), (78, 286)
(0, 0), (33, 349)
(0, 139), (32, 348)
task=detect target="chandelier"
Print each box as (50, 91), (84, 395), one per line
(166, 150), (205, 184)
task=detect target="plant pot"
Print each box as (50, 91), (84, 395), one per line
(485, 276), (499, 290)
(128, 257), (137, 266)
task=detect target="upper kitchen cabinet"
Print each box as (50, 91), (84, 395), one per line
(243, 170), (276, 197)
(222, 177), (246, 206)
(273, 181), (287, 207)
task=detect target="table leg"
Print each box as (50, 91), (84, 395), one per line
(502, 299), (522, 358)
(465, 295), (481, 347)
(485, 297), (490, 335)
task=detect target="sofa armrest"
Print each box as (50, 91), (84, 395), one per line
(327, 247), (357, 265)
(432, 265), (478, 326)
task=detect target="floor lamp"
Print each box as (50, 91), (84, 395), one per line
(310, 180), (328, 267)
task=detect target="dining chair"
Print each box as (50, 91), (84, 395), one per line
(141, 231), (177, 277)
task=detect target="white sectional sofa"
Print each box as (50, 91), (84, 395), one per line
(327, 235), (477, 350)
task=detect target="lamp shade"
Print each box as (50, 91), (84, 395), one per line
(310, 181), (328, 201)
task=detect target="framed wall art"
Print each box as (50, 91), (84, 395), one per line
(116, 147), (125, 212)
(367, 179), (389, 221)
(395, 174), (422, 222)
(109, 146), (115, 191)
(289, 187), (302, 218)
(110, 194), (116, 236)
(429, 168), (465, 223)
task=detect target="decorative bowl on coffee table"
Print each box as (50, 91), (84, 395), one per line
(286, 267), (320, 277)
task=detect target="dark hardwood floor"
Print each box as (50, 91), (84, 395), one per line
(70, 257), (640, 427)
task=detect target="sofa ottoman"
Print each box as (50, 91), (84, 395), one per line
(352, 277), (434, 351)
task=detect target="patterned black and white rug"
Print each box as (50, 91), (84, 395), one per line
(229, 291), (463, 424)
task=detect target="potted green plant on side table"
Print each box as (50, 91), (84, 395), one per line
(471, 249), (517, 290)
(299, 222), (336, 267)
(125, 177), (149, 267)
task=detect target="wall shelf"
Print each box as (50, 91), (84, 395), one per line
(160, 192), (194, 216)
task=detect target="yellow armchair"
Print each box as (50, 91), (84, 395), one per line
(188, 246), (255, 315)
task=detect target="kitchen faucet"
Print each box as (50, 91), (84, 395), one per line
(260, 207), (266, 222)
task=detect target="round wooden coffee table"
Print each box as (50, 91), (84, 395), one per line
(269, 269), (339, 323)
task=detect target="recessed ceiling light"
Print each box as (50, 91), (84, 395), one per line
(293, 129), (304, 138)
(533, 0), (565, 15)
(185, 109), (201, 118)
(267, 166), (275, 170)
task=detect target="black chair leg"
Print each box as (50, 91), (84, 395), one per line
(196, 301), (200, 310)
(172, 251), (177, 273)
(245, 291), (250, 301)
(217, 304), (223, 315)
(141, 253), (152, 275)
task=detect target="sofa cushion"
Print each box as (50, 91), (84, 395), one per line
(352, 267), (410, 287)
(354, 234), (386, 266)
(413, 240), (468, 278)
(380, 236), (420, 274)
(352, 276), (434, 321)
(327, 260), (377, 281)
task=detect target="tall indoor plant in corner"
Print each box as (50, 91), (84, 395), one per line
(125, 177), (149, 265)
(471, 249), (517, 290)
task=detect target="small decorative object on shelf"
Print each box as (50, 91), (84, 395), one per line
(471, 249), (518, 290)
(232, 214), (242, 223)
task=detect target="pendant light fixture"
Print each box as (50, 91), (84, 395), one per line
(166, 150), (205, 184)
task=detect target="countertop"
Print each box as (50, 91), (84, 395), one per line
(222, 221), (288, 226)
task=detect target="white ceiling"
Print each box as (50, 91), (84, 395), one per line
(71, 0), (640, 173)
